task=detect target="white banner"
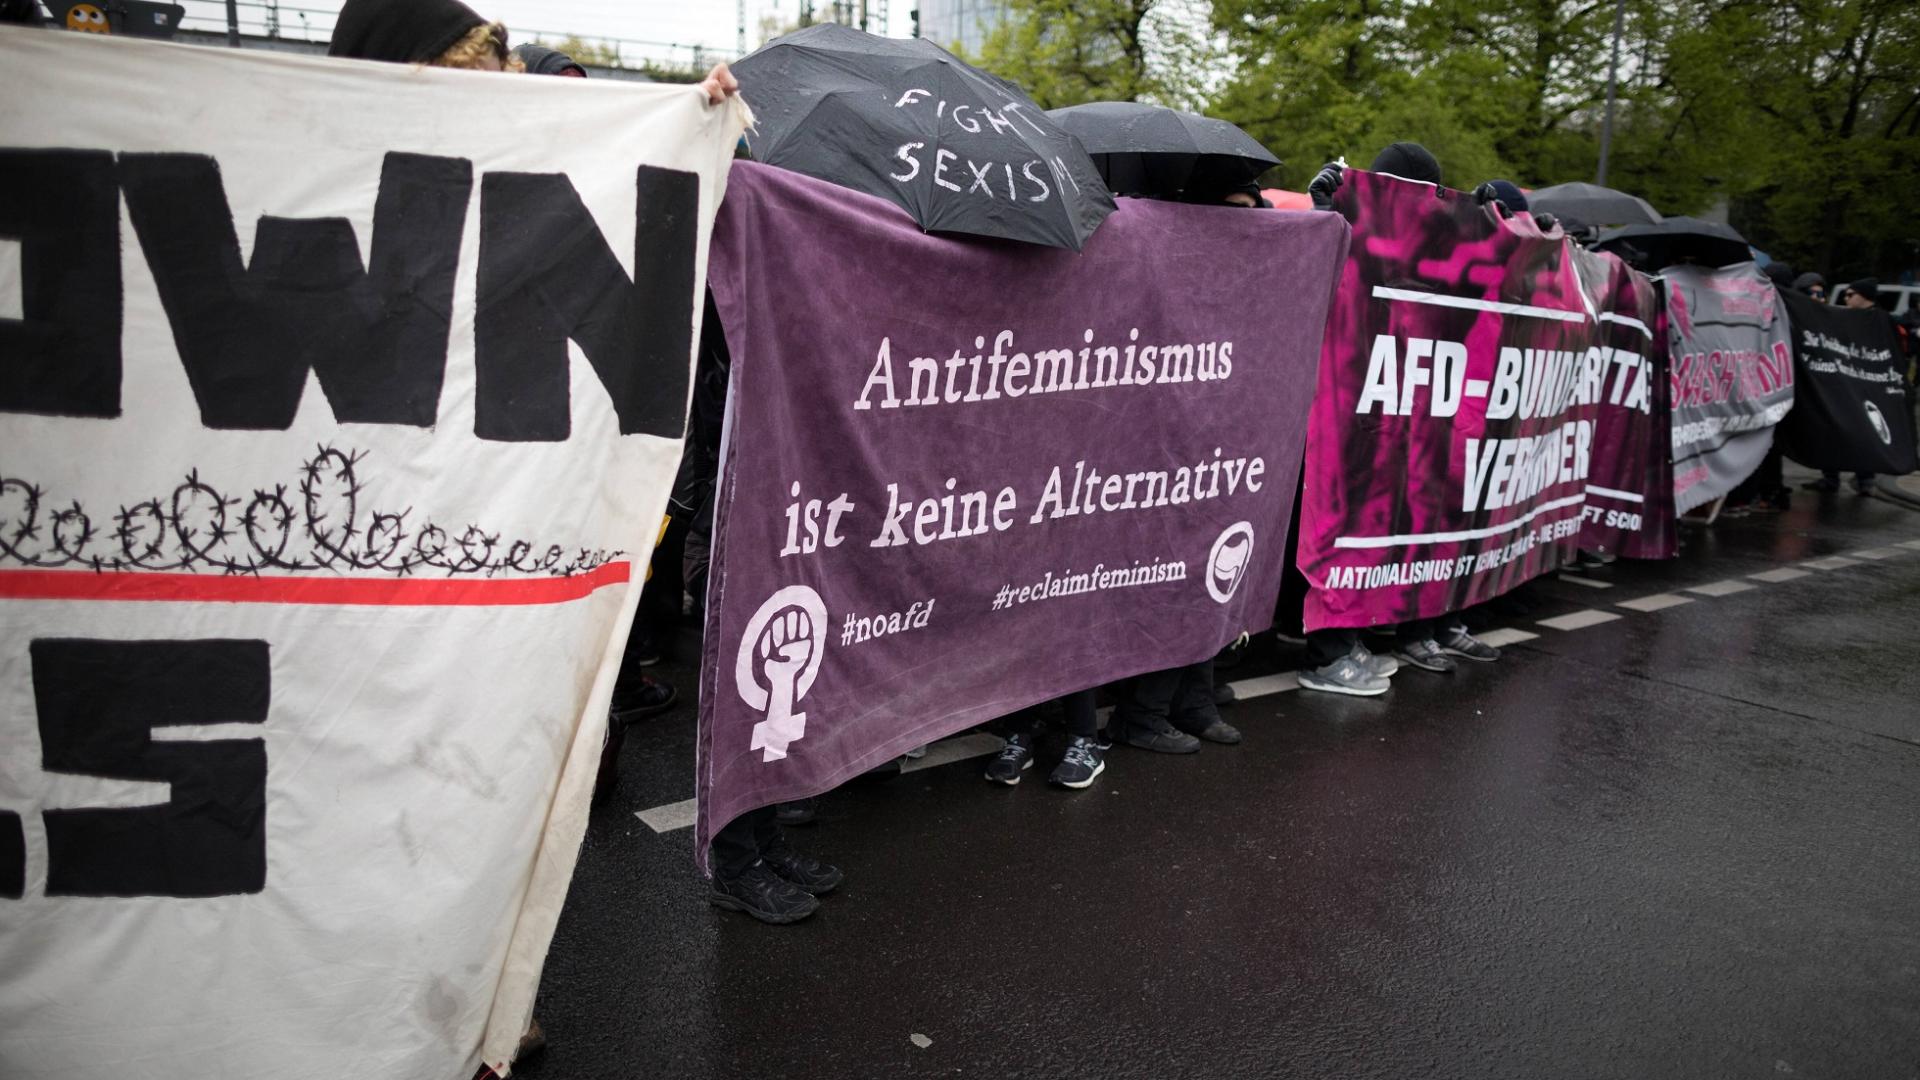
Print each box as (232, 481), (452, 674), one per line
(0, 28), (745, 1078)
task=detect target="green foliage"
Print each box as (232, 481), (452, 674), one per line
(969, 0), (1919, 277)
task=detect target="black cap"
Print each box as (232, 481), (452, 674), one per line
(1762, 262), (1795, 286)
(1370, 142), (1442, 185)
(1848, 277), (1880, 302)
(1791, 271), (1825, 292)
(329, 0), (487, 64)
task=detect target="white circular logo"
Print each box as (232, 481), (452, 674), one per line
(736, 584), (828, 762)
(1206, 522), (1255, 604)
(1864, 400), (1892, 445)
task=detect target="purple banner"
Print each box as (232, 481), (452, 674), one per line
(697, 163), (1349, 866)
(1571, 246), (1677, 559)
(1300, 170), (1673, 630)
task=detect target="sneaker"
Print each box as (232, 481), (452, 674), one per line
(709, 862), (820, 924)
(610, 675), (677, 723)
(1296, 656), (1389, 696)
(1178, 715), (1242, 744)
(1395, 639), (1457, 673)
(1115, 715), (1201, 754)
(1048, 735), (1106, 789)
(1852, 477), (1876, 495)
(902, 743), (928, 760)
(984, 732), (1035, 784)
(774, 798), (816, 826)
(1093, 727), (1114, 752)
(761, 837), (843, 895)
(1438, 626), (1500, 662)
(1350, 642), (1399, 678)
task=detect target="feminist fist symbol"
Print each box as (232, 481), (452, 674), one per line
(736, 585), (829, 762)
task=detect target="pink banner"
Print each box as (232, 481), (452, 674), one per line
(1300, 170), (1672, 630)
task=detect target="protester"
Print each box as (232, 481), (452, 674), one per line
(1813, 279), (1887, 494)
(985, 690), (1106, 787)
(1728, 263), (1801, 514)
(1793, 272), (1827, 302)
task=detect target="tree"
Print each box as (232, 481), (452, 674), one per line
(970, 0), (1214, 110)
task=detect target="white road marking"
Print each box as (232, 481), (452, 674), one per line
(1899, 540), (1920, 551)
(1558, 574), (1614, 590)
(1848, 547), (1902, 560)
(1226, 673), (1300, 699)
(0, 238), (21, 321)
(1801, 556), (1860, 571)
(1688, 579), (1756, 597)
(1538, 610), (1622, 631)
(1616, 593), (1694, 612)
(637, 799), (697, 833)
(901, 732), (1005, 774)
(1477, 627), (1540, 647)
(1749, 568), (1811, 583)
(149, 723), (265, 741)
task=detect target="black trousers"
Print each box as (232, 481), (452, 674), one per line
(1114, 660), (1217, 734)
(1304, 627), (1357, 668)
(1003, 689), (1099, 739)
(710, 805), (779, 879)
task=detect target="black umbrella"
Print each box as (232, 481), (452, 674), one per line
(1045, 101), (1279, 198)
(1595, 216), (1753, 271)
(1528, 181), (1663, 229)
(732, 24), (1114, 250)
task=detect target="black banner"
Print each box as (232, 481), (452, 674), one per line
(1778, 290), (1917, 475)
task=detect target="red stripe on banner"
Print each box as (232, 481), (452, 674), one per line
(0, 563), (632, 607)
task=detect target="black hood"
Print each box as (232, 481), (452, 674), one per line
(328, 0), (486, 64)
(1370, 142), (1441, 185)
(513, 43), (587, 77)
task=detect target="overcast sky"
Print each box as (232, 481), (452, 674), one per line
(178, 1), (912, 57)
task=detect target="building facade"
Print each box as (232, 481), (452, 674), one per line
(916, 0), (1007, 55)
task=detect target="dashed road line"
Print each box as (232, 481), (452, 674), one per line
(1849, 547), (1903, 560)
(1539, 609), (1623, 631)
(1749, 568), (1811, 583)
(1478, 627), (1541, 647)
(1802, 556), (1860, 570)
(1616, 593), (1693, 613)
(638, 799), (698, 833)
(1557, 574), (1614, 590)
(1688, 579), (1757, 597)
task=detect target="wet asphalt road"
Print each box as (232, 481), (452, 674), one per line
(519, 474), (1920, 1080)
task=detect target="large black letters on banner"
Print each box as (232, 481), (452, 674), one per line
(118, 151), (471, 430)
(32, 638), (271, 898)
(0, 149), (123, 418)
(0, 811), (22, 899)
(475, 165), (698, 441)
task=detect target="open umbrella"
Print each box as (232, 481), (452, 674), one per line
(1045, 101), (1279, 198)
(1528, 182), (1662, 229)
(1594, 216), (1753, 271)
(732, 24), (1114, 251)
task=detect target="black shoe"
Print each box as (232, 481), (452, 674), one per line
(761, 837), (843, 895)
(1809, 476), (1840, 493)
(775, 798), (816, 826)
(1852, 477), (1876, 495)
(709, 862), (819, 924)
(610, 675), (676, 722)
(1048, 735), (1106, 789)
(984, 732), (1035, 785)
(1116, 716), (1200, 754)
(1186, 717), (1242, 745)
(1395, 638), (1457, 673)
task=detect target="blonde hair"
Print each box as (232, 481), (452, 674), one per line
(432, 21), (524, 72)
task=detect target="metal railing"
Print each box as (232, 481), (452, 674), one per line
(175, 0), (726, 71)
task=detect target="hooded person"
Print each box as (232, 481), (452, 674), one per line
(511, 42), (587, 77)
(327, 0), (522, 71)
(1844, 277), (1882, 310)
(1792, 271), (1827, 301)
(1763, 261), (1797, 289)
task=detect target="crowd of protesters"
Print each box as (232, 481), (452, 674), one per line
(11, 3), (1913, 1063)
